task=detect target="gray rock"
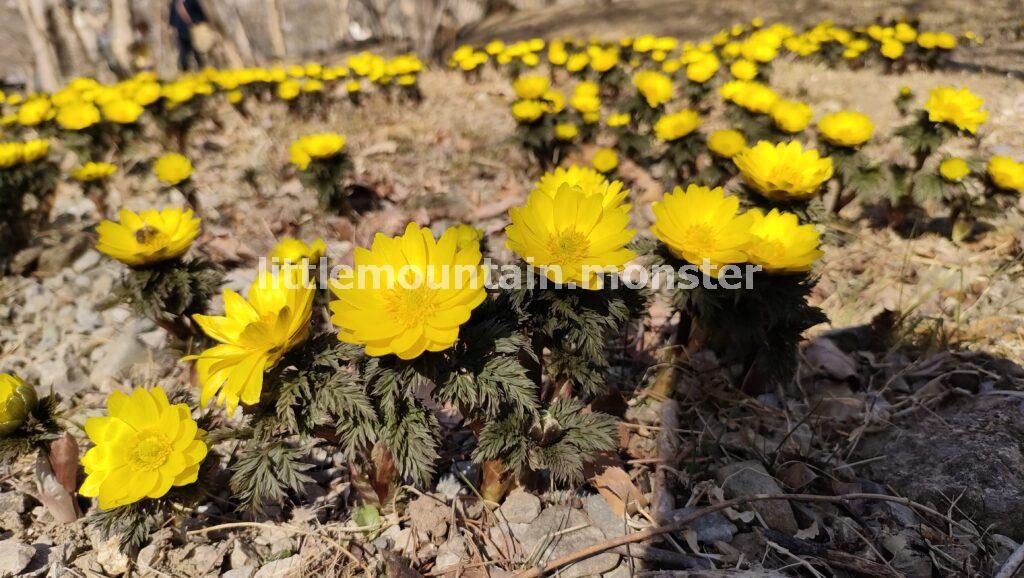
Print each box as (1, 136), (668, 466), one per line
(94, 536), (130, 575)
(715, 461), (797, 533)
(518, 506), (619, 578)
(408, 494), (449, 540)
(858, 394), (1024, 540)
(434, 534), (468, 572)
(665, 507), (738, 543)
(71, 250), (102, 273)
(254, 555), (301, 578)
(223, 567), (256, 578)
(0, 540), (36, 577)
(88, 330), (150, 389)
(583, 493), (626, 538)
(499, 488), (542, 524)
(187, 544), (224, 575)
(230, 540), (260, 570)
(0, 492), (35, 514)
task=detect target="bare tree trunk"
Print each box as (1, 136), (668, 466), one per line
(332, 0), (351, 46)
(227, 0), (257, 65)
(265, 0), (287, 60)
(47, 0), (95, 77)
(357, 0), (391, 41)
(16, 0), (61, 92)
(194, 0), (248, 67)
(109, 0), (134, 75)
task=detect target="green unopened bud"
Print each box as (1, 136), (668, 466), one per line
(0, 374), (37, 436)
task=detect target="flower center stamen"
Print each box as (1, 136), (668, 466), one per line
(129, 432), (172, 472)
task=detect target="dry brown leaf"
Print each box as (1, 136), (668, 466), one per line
(593, 465), (648, 517)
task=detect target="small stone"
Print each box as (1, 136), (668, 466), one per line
(499, 488), (542, 525)
(71, 250), (102, 273)
(94, 537), (130, 576)
(137, 544), (160, 570)
(254, 555), (301, 578)
(88, 330), (150, 389)
(223, 567), (256, 578)
(372, 523), (404, 551)
(230, 540), (260, 569)
(518, 507), (619, 578)
(0, 492), (35, 514)
(187, 544), (225, 575)
(583, 493), (625, 538)
(408, 494), (449, 540)
(436, 474), (463, 501)
(0, 540), (36, 577)
(666, 507), (738, 543)
(434, 534), (468, 572)
(716, 461), (798, 534)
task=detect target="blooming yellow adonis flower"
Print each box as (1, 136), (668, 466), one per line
(880, 39), (905, 60)
(925, 86), (987, 134)
(277, 80), (301, 101)
(21, 139), (50, 163)
(554, 123), (579, 141)
(0, 373), (37, 437)
(607, 112), (630, 128)
(289, 133), (346, 171)
(270, 237), (328, 264)
(533, 165), (629, 210)
(733, 141), (834, 201)
(654, 109), (702, 141)
(632, 70), (674, 108)
(507, 183), (635, 290)
(102, 99), (144, 124)
(511, 100), (546, 124)
(330, 222), (486, 359)
(730, 59), (758, 81)
(939, 158), (970, 182)
(0, 143), (24, 169)
(79, 387), (207, 509)
(154, 153), (194, 186)
(189, 271), (314, 413)
(17, 98), (53, 126)
(817, 111), (874, 147)
(56, 101), (101, 131)
(451, 223), (484, 251)
(592, 148), (619, 174)
(650, 185), (755, 276)
(744, 209), (823, 273)
(769, 100), (812, 134)
(512, 75), (550, 100)
(987, 156), (1024, 192)
(707, 129), (747, 159)
(96, 208), (201, 266)
(73, 162), (117, 182)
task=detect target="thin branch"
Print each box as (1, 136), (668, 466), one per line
(513, 492), (978, 578)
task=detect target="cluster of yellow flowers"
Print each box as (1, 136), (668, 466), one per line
(0, 139), (50, 169)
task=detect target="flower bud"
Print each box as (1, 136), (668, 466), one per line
(0, 374), (37, 436)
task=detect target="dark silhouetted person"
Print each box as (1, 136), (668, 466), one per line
(170, 0), (206, 71)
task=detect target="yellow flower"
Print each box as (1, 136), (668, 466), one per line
(189, 271), (314, 413)
(277, 80), (301, 101)
(512, 100), (546, 124)
(56, 101), (101, 131)
(79, 387), (207, 509)
(289, 133), (346, 170)
(21, 139), (50, 163)
(730, 59), (758, 80)
(227, 90), (244, 104)
(722, 80), (778, 114)
(0, 143), (23, 169)
(744, 209), (823, 273)
(96, 208), (201, 266)
(650, 185), (755, 275)
(733, 141), (833, 201)
(271, 238), (327, 264)
(880, 39), (905, 59)
(939, 158), (970, 182)
(569, 92), (601, 115)
(506, 184), (635, 289)
(533, 165), (629, 210)
(769, 100), (812, 133)
(686, 56), (720, 84)
(817, 111), (874, 147)
(153, 153), (192, 186)
(607, 112), (630, 127)
(707, 129), (747, 158)
(588, 46), (619, 72)
(513, 75), (550, 100)
(925, 86), (987, 134)
(73, 162), (117, 182)
(17, 98), (53, 126)
(346, 80), (362, 93)
(592, 148), (619, 173)
(987, 156), (1024, 192)
(654, 109), (702, 141)
(451, 223), (484, 251)
(632, 71), (674, 108)
(554, 123), (578, 141)
(102, 99), (144, 124)
(0, 374), (37, 437)
(330, 222), (486, 359)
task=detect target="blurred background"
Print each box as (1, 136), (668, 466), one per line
(2, 0), (1023, 92)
